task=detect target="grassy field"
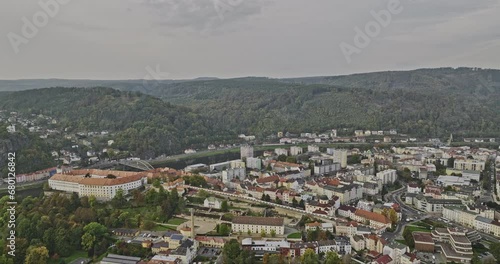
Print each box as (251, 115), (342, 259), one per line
(396, 239), (407, 245)
(287, 232), (302, 239)
(48, 250), (88, 264)
(154, 224), (177, 231)
(404, 225), (432, 233)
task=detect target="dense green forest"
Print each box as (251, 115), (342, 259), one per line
(115, 68), (500, 138)
(0, 125), (55, 174)
(0, 87), (234, 159)
(0, 186), (185, 263)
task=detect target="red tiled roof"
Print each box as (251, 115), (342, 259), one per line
(306, 222), (321, 227)
(256, 175), (279, 184)
(50, 169), (144, 186)
(375, 255), (393, 264)
(355, 209), (390, 224)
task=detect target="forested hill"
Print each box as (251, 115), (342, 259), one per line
(1, 68), (500, 140)
(130, 76), (500, 138)
(0, 87), (233, 158)
(281, 67), (500, 94)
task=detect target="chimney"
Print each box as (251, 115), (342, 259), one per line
(190, 208), (195, 239)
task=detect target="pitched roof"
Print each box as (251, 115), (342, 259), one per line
(355, 209), (390, 224)
(256, 175), (279, 184)
(50, 169), (144, 186)
(375, 255), (393, 264)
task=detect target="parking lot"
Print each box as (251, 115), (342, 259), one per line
(416, 251), (439, 264)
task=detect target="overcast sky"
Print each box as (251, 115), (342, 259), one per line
(0, 0), (499, 79)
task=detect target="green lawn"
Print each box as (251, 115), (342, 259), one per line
(154, 224), (177, 231)
(167, 218), (188, 226)
(396, 239), (407, 245)
(48, 250), (88, 264)
(287, 232), (302, 239)
(405, 225), (431, 233)
(413, 221), (433, 229)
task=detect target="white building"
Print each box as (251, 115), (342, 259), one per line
(328, 149), (348, 168)
(407, 183), (421, 194)
(376, 169), (397, 184)
(204, 197), (222, 209)
(461, 170), (480, 182)
(246, 157), (262, 170)
(454, 159), (485, 171)
(48, 169), (146, 200)
(275, 148), (289, 156)
(222, 167), (246, 183)
(240, 145), (254, 159)
(232, 216), (284, 235)
(305, 222), (334, 233)
(308, 145), (320, 153)
(436, 176), (470, 187)
(290, 146), (303, 156)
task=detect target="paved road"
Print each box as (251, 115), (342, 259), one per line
(383, 186), (429, 240)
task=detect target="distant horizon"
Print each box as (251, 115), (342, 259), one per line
(0, 66), (497, 81)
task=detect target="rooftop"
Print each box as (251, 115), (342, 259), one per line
(412, 232), (434, 244)
(49, 169), (144, 186)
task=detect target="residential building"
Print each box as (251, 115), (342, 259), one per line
(322, 184), (363, 204)
(203, 197), (222, 209)
(308, 145), (320, 153)
(350, 235), (366, 252)
(314, 163), (341, 175)
(328, 149), (348, 168)
(273, 148), (287, 156)
(376, 169), (397, 184)
(354, 209), (391, 230)
(337, 205), (357, 219)
(241, 238), (290, 256)
(383, 241), (408, 264)
(317, 237), (352, 255)
(222, 167), (245, 183)
(373, 255), (393, 264)
(305, 222), (334, 233)
(436, 176), (470, 187)
(305, 197), (340, 216)
(290, 146), (303, 156)
(246, 157), (262, 170)
(15, 167), (57, 183)
(454, 159), (485, 172)
(241, 145), (254, 159)
(336, 221), (357, 236)
(407, 183), (421, 194)
(195, 236), (225, 248)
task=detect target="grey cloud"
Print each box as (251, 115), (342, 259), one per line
(135, 0), (269, 34)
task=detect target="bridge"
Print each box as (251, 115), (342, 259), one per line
(118, 159), (154, 171)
